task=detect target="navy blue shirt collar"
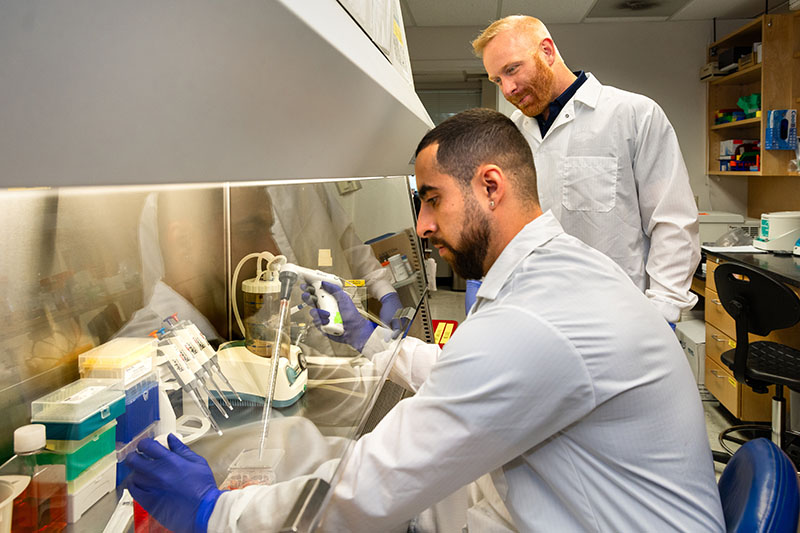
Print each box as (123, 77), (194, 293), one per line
(535, 71), (587, 137)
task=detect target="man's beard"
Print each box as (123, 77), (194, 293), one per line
(513, 51), (555, 118)
(431, 201), (491, 280)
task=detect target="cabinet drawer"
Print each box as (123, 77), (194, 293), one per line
(706, 256), (721, 293)
(705, 357), (739, 417)
(706, 323), (735, 369)
(704, 354), (773, 422)
(705, 287), (735, 338)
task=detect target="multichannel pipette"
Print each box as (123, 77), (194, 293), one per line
(157, 342), (223, 436)
(161, 333), (229, 419)
(164, 315), (242, 402)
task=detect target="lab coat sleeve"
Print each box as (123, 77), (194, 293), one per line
(207, 459), (340, 533)
(632, 100), (700, 322)
(319, 305), (595, 532)
(363, 328), (442, 393)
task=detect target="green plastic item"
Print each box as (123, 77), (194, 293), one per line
(39, 421), (117, 481)
(737, 93), (761, 116)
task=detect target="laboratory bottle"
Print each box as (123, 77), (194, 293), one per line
(0, 424), (67, 532)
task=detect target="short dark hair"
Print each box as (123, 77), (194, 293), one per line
(415, 108), (539, 204)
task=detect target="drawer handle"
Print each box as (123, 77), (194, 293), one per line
(712, 299), (722, 306)
(711, 334), (727, 343)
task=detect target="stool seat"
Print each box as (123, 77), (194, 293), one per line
(721, 342), (800, 393)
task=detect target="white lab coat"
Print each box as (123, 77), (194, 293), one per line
(208, 212), (723, 532)
(513, 74), (700, 323)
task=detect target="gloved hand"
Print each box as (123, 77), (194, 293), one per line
(125, 434), (224, 533)
(379, 291), (403, 332)
(302, 281), (376, 352)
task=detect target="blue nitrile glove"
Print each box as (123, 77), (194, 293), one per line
(302, 281), (377, 352)
(379, 292), (403, 332)
(125, 434), (224, 533)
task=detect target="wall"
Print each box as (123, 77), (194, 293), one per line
(407, 20), (754, 215)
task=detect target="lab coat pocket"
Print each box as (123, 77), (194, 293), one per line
(560, 156), (618, 213)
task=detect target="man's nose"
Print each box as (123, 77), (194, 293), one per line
(416, 210), (435, 239)
(501, 77), (517, 98)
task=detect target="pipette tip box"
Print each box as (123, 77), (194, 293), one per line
(42, 420), (117, 481)
(31, 378), (125, 440)
(66, 451), (116, 523)
(115, 373), (160, 443)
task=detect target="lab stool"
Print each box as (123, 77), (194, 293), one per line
(714, 262), (800, 462)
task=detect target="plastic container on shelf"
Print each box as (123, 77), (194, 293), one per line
(41, 421), (116, 481)
(115, 373), (159, 444)
(66, 451), (116, 523)
(78, 337), (157, 388)
(114, 423), (157, 487)
(31, 379), (125, 441)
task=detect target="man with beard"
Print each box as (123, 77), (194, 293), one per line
(472, 16), (700, 325)
(124, 109), (723, 532)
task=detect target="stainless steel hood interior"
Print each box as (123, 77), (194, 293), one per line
(0, 0), (434, 187)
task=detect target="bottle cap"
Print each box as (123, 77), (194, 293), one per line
(14, 424), (46, 454)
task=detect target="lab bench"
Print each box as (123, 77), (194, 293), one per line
(702, 251), (800, 421)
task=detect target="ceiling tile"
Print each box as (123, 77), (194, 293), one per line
(586, 0), (692, 19)
(671, 0), (769, 20)
(501, 0), (596, 23)
(405, 0), (499, 27)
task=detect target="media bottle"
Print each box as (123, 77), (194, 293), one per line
(0, 424), (67, 532)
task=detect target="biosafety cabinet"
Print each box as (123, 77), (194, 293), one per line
(0, 1), (434, 530)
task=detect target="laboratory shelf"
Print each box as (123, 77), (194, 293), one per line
(709, 63), (762, 86)
(710, 117), (761, 130)
(392, 270), (419, 289)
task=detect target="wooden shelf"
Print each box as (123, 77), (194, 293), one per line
(708, 170), (762, 176)
(710, 117), (761, 130)
(710, 63), (762, 85)
(709, 17), (762, 51)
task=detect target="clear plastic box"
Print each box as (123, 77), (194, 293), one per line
(42, 421), (117, 481)
(31, 379), (125, 440)
(79, 337), (157, 387)
(219, 448), (284, 490)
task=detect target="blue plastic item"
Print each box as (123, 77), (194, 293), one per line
(465, 279), (482, 314)
(116, 379), (159, 444)
(718, 438), (800, 532)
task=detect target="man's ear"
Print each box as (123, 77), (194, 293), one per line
(540, 37), (556, 66)
(475, 164), (505, 207)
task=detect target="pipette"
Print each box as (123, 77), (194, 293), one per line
(258, 285), (291, 460)
(162, 334), (230, 419)
(164, 315), (243, 402)
(162, 318), (234, 411)
(157, 342), (223, 436)
(257, 263), (345, 460)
